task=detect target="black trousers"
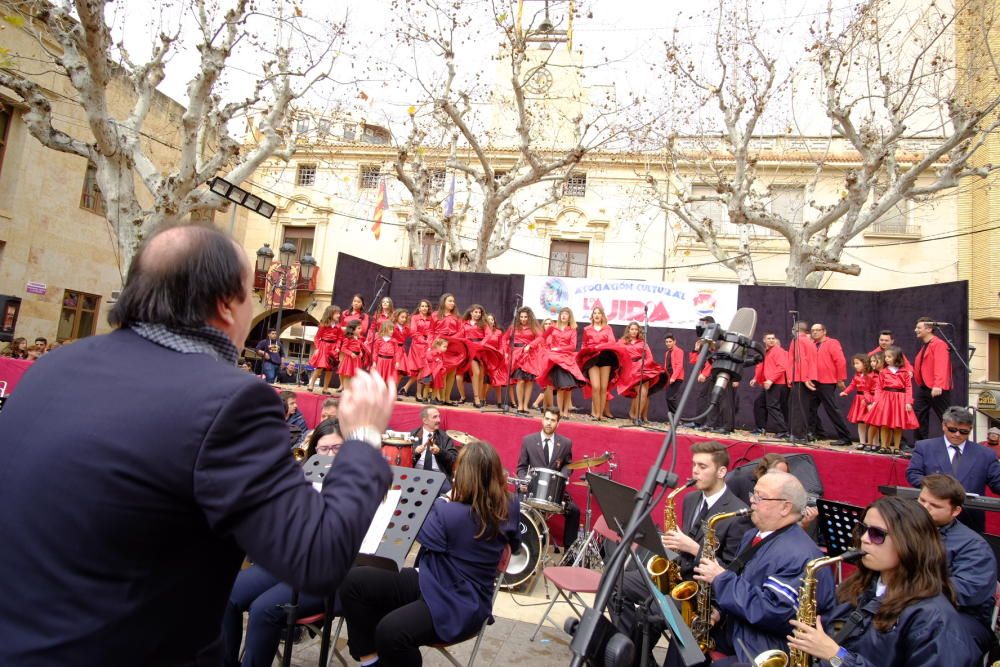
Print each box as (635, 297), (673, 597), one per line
(688, 379), (712, 425)
(753, 385), (787, 433)
(788, 382), (813, 438)
(807, 382), (852, 440)
(340, 566), (442, 666)
(563, 497), (581, 548)
(914, 385), (951, 440)
(664, 380), (682, 418)
(706, 385), (736, 431)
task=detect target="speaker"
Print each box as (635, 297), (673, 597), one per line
(725, 453), (824, 506)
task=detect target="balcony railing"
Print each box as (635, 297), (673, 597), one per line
(865, 222), (921, 236)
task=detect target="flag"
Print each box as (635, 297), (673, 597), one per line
(444, 174), (455, 219)
(372, 177), (386, 240)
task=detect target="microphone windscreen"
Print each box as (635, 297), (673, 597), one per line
(727, 307), (758, 339)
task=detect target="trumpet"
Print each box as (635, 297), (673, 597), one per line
(292, 445), (308, 462)
(647, 479), (698, 625)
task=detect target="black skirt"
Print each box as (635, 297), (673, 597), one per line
(548, 366), (581, 390)
(582, 349), (619, 374)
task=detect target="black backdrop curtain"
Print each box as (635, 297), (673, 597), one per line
(332, 254), (969, 428)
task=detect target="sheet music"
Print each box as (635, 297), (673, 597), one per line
(360, 489), (402, 554)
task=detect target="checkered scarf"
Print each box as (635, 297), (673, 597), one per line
(130, 322), (239, 365)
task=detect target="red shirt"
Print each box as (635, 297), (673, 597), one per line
(581, 325), (615, 349)
(663, 346), (685, 383)
(754, 345), (788, 385)
(431, 312), (463, 338)
(913, 335), (952, 390)
(787, 333), (817, 383)
(815, 337), (847, 384)
(462, 321), (486, 341)
(688, 350), (712, 379)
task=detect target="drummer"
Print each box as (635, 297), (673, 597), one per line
(516, 409), (581, 550)
(409, 406), (459, 494)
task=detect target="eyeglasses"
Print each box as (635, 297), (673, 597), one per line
(859, 523), (889, 545)
(316, 445), (339, 456)
(750, 491), (788, 504)
(945, 426), (971, 435)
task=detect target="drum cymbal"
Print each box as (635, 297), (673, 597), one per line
(381, 438), (412, 446)
(446, 430), (477, 445)
(566, 452), (611, 470)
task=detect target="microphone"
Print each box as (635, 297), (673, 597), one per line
(708, 307), (765, 408)
(927, 321), (952, 327)
(377, 274), (392, 283)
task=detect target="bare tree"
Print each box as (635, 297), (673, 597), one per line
(0, 0), (340, 268)
(646, 0), (1000, 288)
(389, 0), (634, 272)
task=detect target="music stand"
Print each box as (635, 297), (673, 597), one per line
(816, 498), (864, 557)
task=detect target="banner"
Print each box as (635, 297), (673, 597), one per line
(522, 276), (739, 328)
(266, 263), (300, 309)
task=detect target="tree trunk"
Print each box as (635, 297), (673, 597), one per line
(406, 220), (423, 270)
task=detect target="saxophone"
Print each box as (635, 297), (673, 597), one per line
(754, 549), (864, 667)
(691, 508), (752, 654)
(646, 479), (698, 624)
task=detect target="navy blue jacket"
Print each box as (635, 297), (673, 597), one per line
(940, 519), (996, 648)
(712, 523), (836, 660)
(906, 437), (1000, 533)
(415, 497), (520, 642)
(831, 585), (978, 667)
(0, 329), (392, 666)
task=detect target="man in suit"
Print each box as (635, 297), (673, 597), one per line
(0, 224), (394, 667)
(409, 405), (459, 494)
(516, 408), (580, 548)
(907, 406), (1000, 533)
(913, 316), (953, 440)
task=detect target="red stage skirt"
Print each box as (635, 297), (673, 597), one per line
(577, 344), (632, 398)
(867, 392), (919, 429)
(845, 395), (869, 423)
(308, 340), (339, 370)
(616, 359), (668, 398)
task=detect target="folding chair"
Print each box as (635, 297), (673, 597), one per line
(432, 544), (513, 666)
(274, 610), (348, 667)
(530, 515), (617, 641)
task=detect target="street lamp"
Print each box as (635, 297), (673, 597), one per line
(255, 242), (317, 340)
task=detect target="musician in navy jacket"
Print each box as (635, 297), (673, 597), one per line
(695, 471), (836, 662)
(788, 497), (978, 667)
(906, 406), (1000, 533)
(0, 225), (394, 667)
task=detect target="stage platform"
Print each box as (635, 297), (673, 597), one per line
(287, 386), (988, 536)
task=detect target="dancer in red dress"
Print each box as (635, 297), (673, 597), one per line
(840, 353), (875, 449)
(371, 320), (403, 386)
(537, 307), (586, 419)
(617, 321), (667, 425)
(344, 294), (370, 344)
(531, 318), (556, 413)
(338, 321), (365, 392)
(461, 305), (506, 408)
(307, 305), (342, 394)
(481, 313), (508, 406)
(402, 299), (433, 400)
(431, 293), (468, 405)
(503, 307), (546, 414)
(867, 345), (918, 455)
(368, 296), (394, 348)
(420, 338), (450, 398)
(576, 306), (630, 422)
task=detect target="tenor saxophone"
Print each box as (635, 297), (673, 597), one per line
(691, 508), (752, 654)
(754, 549), (864, 667)
(646, 479), (698, 624)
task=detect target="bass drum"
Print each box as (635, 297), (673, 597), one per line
(502, 506), (550, 589)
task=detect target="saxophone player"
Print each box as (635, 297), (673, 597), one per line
(692, 472), (836, 663)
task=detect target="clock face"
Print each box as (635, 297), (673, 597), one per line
(525, 66), (554, 94)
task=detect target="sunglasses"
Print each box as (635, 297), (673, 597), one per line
(945, 426), (971, 435)
(859, 523), (889, 546)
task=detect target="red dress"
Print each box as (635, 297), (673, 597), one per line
(460, 321), (506, 379)
(368, 311), (393, 346)
(338, 337), (364, 377)
(342, 310), (370, 339)
(420, 348), (447, 389)
(576, 325), (632, 398)
(308, 324), (342, 370)
(867, 367), (919, 429)
(503, 326), (546, 379)
(404, 314), (433, 375)
(616, 339), (667, 397)
(371, 337), (402, 384)
(843, 373), (874, 423)
(481, 326), (509, 386)
(431, 312), (469, 373)
(537, 326), (586, 389)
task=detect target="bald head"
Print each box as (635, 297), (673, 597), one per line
(751, 471), (807, 532)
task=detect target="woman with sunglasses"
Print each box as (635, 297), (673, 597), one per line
(787, 496), (978, 667)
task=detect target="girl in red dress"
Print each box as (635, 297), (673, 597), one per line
(504, 307), (545, 414)
(371, 320), (403, 386)
(577, 306), (631, 421)
(307, 305), (342, 394)
(344, 294), (370, 344)
(338, 320), (364, 392)
(390, 309), (411, 396)
(481, 313), (508, 406)
(531, 318), (556, 413)
(368, 296), (394, 348)
(420, 338), (450, 399)
(859, 352), (886, 451)
(431, 293), (467, 404)
(867, 345), (918, 455)
(840, 353), (874, 449)
(402, 299), (433, 400)
(537, 307), (586, 419)
(617, 321), (667, 425)
(461, 305), (505, 408)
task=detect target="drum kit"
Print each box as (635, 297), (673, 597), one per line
(378, 429), (476, 467)
(503, 451), (616, 589)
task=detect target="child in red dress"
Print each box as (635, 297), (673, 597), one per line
(840, 353), (873, 449)
(338, 321), (364, 392)
(420, 338), (450, 402)
(307, 305), (342, 394)
(867, 346), (918, 456)
(372, 320), (402, 386)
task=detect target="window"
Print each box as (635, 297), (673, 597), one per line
(769, 186), (804, 226)
(58, 290), (100, 341)
(80, 162), (105, 215)
(360, 165), (381, 189)
(869, 201), (918, 235)
(563, 172), (587, 197)
(342, 124), (356, 141)
(295, 163), (316, 187)
(493, 170), (508, 184)
(315, 118), (331, 137)
(431, 169), (447, 190)
(990, 334), (1000, 383)
(0, 102), (11, 179)
(548, 240), (589, 277)
(282, 226), (315, 262)
(413, 233), (445, 269)
(295, 116), (311, 134)
(361, 123), (390, 145)
(688, 185), (731, 234)
(189, 208), (215, 224)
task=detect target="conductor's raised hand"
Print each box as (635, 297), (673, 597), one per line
(338, 370), (396, 436)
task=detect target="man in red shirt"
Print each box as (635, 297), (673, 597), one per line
(787, 321), (818, 443)
(809, 323), (852, 446)
(868, 329), (913, 372)
(663, 333), (686, 419)
(749, 332), (788, 437)
(913, 316), (953, 440)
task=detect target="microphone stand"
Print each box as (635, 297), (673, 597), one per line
(928, 322), (972, 440)
(566, 327), (718, 667)
(620, 306), (667, 433)
(366, 276), (391, 349)
(482, 296), (528, 417)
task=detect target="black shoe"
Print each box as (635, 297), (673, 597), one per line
(431, 399), (446, 406)
(773, 432), (790, 440)
(829, 438), (853, 447)
(750, 428), (766, 436)
(788, 436), (810, 445)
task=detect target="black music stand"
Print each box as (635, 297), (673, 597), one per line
(292, 459), (448, 667)
(816, 498), (864, 557)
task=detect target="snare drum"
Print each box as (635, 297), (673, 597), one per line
(502, 506), (549, 589)
(381, 438), (413, 467)
(525, 467), (567, 513)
